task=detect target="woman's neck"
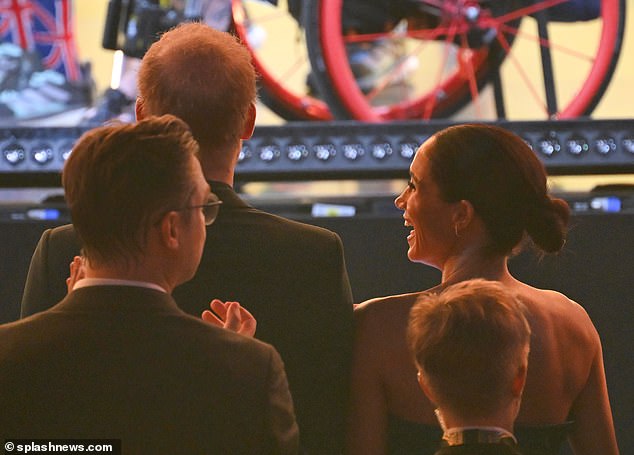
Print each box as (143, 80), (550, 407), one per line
(441, 247), (514, 286)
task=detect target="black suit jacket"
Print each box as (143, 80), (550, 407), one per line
(2, 285), (298, 454)
(20, 182), (354, 454)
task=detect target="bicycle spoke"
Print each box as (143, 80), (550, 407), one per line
(305, 0), (624, 121)
(342, 31), (397, 44)
(498, 23), (595, 62)
(458, 35), (482, 118)
(496, 32), (549, 116)
(278, 52), (308, 83)
(365, 51), (416, 102)
(406, 26), (465, 41)
(233, 0), (331, 120)
(424, 19), (460, 119)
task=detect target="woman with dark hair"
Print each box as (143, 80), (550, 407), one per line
(347, 124), (618, 455)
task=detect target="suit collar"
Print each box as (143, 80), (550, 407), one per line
(73, 278), (167, 294)
(208, 180), (251, 210)
(52, 285), (183, 316)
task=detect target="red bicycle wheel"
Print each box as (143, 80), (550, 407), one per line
(231, 0), (332, 121)
(305, 0), (625, 121)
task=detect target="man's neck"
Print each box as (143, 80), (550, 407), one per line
(199, 148), (237, 186)
(203, 170), (233, 186)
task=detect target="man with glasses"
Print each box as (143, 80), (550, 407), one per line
(1, 115), (298, 452)
(21, 22), (353, 454)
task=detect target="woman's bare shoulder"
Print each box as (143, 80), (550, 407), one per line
(354, 287), (442, 333)
(356, 287), (443, 316)
(519, 284), (586, 315)
(517, 284), (599, 343)
(357, 291), (422, 308)
(351, 291), (435, 369)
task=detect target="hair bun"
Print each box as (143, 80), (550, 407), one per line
(525, 196), (570, 253)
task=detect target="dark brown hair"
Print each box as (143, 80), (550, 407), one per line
(408, 279), (531, 420)
(62, 115), (199, 266)
(429, 123), (570, 255)
(138, 22), (256, 156)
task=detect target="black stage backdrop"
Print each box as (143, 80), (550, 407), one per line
(1, 211), (632, 453)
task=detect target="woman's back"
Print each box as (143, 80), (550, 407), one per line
(511, 283), (595, 422)
(509, 282), (616, 454)
(350, 280), (617, 455)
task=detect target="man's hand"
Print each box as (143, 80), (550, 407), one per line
(202, 299), (257, 337)
(65, 255), (85, 294)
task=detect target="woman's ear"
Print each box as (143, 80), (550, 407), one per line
(453, 199), (475, 232)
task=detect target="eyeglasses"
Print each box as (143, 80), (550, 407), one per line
(176, 193), (223, 226)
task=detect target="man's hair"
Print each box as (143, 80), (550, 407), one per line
(407, 279), (531, 420)
(138, 22), (256, 155)
(62, 115), (199, 267)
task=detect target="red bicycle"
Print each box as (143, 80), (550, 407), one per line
(233, 0), (626, 122)
(231, 0), (333, 121)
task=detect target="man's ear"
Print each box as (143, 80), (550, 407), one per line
(417, 370), (438, 405)
(511, 360), (529, 398)
(157, 211), (181, 250)
(241, 102), (257, 140)
(135, 97), (146, 121)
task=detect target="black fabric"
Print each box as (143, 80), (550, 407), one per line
(532, 0), (600, 21)
(288, 0), (600, 33)
(19, 182), (354, 455)
(288, 0), (409, 33)
(386, 414), (572, 455)
(387, 416), (443, 455)
(2, 286), (298, 453)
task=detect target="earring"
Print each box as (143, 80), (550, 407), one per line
(454, 224), (460, 237)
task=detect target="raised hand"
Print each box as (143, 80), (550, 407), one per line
(65, 255), (85, 294)
(202, 299), (257, 337)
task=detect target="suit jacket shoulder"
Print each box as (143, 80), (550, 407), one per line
(20, 223), (81, 318)
(179, 188), (354, 453)
(2, 286), (299, 454)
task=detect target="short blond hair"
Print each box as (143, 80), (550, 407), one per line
(408, 279), (531, 420)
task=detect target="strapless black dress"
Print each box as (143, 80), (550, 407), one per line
(387, 415), (573, 455)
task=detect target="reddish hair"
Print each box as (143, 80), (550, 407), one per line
(138, 22), (256, 156)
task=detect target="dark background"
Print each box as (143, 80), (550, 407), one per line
(0, 208), (632, 453)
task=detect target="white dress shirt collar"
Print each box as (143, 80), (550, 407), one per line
(73, 278), (167, 294)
